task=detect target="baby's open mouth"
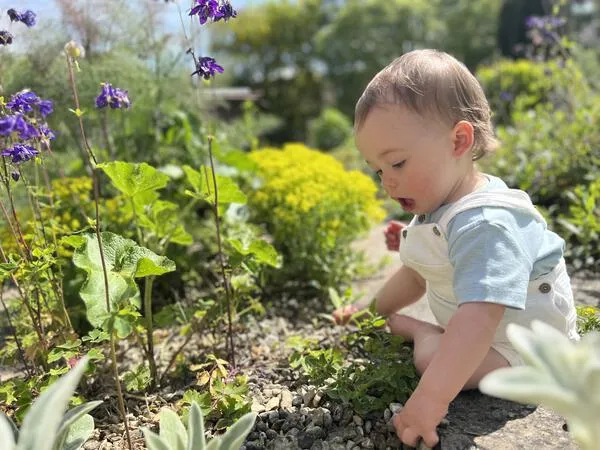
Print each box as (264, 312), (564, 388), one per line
(396, 198), (415, 211)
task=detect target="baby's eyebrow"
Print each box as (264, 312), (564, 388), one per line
(365, 147), (407, 164)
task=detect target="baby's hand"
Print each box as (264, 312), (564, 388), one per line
(384, 221), (406, 252)
(332, 304), (361, 325)
(392, 389), (447, 448)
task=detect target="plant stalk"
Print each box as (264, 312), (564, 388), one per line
(65, 52), (132, 450)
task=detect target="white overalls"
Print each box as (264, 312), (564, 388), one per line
(399, 190), (579, 366)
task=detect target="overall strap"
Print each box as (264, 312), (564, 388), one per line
(437, 189), (547, 236)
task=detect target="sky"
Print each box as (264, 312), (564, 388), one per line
(0, 0), (261, 51)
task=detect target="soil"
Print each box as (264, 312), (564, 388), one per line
(2, 222), (598, 449)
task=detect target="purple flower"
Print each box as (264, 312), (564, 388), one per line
(7, 9), (20, 22)
(0, 114), (27, 136)
(6, 9), (36, 27)
(0, 31), (13, 46)
(95, 83), (131, 109)
(39, 124), (56, 140)
(21, 10), (36, 27)
(7, 90), (40, 114)
(39, 100), (53, 117)
(0, 115), (17, 135)
(525, 15), (566, 30)
(1, 144), (39, 163)
(191, 56), (224, 79)
(214, 1), (237, 22)
(189, 0), (219, 25)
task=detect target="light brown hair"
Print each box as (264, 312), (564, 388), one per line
(354, 49), (498, 160)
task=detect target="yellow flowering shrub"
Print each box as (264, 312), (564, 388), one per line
(248, 143), (385, 291)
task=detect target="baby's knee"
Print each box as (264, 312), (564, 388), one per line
(413, 347), (435, 376)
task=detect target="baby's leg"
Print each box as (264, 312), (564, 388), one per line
(388, 313), (510, 390)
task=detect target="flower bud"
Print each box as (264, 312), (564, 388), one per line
(64, 40), (85, 59)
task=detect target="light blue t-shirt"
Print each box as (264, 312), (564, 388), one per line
(423, 175), (565, 310)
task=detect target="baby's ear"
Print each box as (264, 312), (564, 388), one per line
(452, 120), (475, 157)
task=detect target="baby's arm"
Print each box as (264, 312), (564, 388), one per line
(333, 265), (425, 324)
(413, 302), (505, 403)
(373, 265), (425, 315)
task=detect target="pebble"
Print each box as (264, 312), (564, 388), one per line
(265, 395), (281, 411)
(312, 391), (323, 407)
(303, 388), (317, 406)
(83, 441), (101, 450)
(280, 389), (293, 409)
(389, 403), (403, 414)
(360, 437), (374, 449)
(353, 415), (363, 426)
(252, 401), (266, 413)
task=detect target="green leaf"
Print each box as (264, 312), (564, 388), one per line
(72, 233), (175, 328)
(0, 263), (18, 281)
(58, 413), (96, 450)
(187, 402), (206, 450)
(55, 400), (103, 449)
(138, 200), (192, 246)
(142, 429), (171, 450)
(123, 364), (151, 392)
(227, 238), (280, 268)
(0, 413), (16, 450)
(98, 161), (170, 198)
(218, 412), (257, 450)
(183, 165), (247, 205)
(158, 408), (187, 450)
(205, 437), (221, 450)
(15, 357), (89, 450)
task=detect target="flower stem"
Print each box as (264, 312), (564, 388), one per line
(207, 136), (236, 367)
(65, 52), (133, 450)
(0, 276), (32, 377)
(143, 275), (158, 390)
(102, 109), (116, 160)
(1, 157), (31, 256)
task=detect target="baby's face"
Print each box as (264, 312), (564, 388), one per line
(355, 104), (470, 215)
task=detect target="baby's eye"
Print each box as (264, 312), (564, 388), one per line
(392, 160), (406, 169)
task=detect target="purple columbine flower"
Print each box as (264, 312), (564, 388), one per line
(95, 83), (131, 109)
(6, 9), (36, 27)
(7, 90), (41, 114)
(214, 1), (237, 22)
(39, 100), (53, 117)
(0, 114), (27, 136)
(189, 0), (219, 25)
(1, 144), (39, 164)
(39, 124), (56, 140)
(0, 30), (13, 45)
(525, 15), (566, 30)
(191, 56), (224, 80)
(7, 9), (20, 22)
(21, 10), (36, 27)
(0, 115), (17, 135)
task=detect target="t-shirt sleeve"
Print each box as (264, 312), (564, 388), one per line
(448, 220), (533, 309)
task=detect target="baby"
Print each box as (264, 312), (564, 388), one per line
(333, 49), (579, 447)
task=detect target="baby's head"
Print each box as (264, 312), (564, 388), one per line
(354, 49), (498, 214)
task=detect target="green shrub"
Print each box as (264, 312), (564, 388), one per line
(307, 107), (353, 151)
(576, 306), (600, 335)
(558, 179), (600, 270)
(481, 94), (600, 270)
(476, 59), (587, 125)
(247, 143), (385, 294)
